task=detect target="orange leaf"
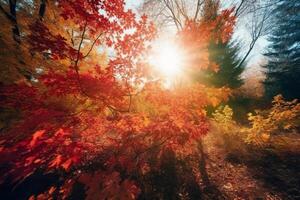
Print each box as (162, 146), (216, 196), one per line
(29, 130), (46, 147)
(49, 155), (62, 168)
(62, 159), (72, 171)
(48, 186), (56, 195)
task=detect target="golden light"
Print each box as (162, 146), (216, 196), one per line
(149, 40), (184, 78)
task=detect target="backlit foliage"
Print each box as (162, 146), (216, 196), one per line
(213, 105), (236, 135)
(178, 7), (236, 72)
(246, 95), (300, 145)
(0, 0), (236, 198)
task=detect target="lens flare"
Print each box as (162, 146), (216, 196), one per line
(149, 40), (184, 78)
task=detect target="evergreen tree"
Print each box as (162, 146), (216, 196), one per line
(264, 0), (300, 100)
(207, 41), (245, 88)
(192, 41), (245, 89)
(192, 0), (245, 89)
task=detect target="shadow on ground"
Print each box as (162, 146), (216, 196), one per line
(227, 149), (300, 199)
(138, 142), (227, 200)
(0, 170), (62, 200)
(0, 146), (228, 200)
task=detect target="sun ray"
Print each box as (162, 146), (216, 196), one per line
(149, 40), (185, 79)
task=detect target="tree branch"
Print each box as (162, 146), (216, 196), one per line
(72, 22), (132, 114)
(163, 0), (183, 30)
(234, 0), (246, 17)
(194, 0), (203, 21)
(82, 32), (104, 58)
(237, 8), (268, 68)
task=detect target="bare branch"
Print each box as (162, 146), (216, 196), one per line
(194, 0), (203, 21)
(163, 0), (183, 30)
(234, 0), (246, 17)
(0, 0), (20, 43)
(82, 32), (104, 58)
(237, 6), (271, 68)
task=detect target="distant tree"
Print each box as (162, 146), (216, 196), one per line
(263, 0), (300, 100)
(239, 62), (265, 98)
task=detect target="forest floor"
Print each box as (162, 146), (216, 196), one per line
(199, 130), (300, 200)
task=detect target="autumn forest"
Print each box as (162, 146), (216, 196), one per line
(0, 0), (299, 199)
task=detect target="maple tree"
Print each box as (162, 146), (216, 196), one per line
(0, 0), (236, 199)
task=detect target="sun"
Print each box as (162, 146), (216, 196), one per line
(149, 40), (184, 78)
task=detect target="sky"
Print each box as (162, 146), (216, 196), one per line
(125, 0), (142, 11)
(125, 0), (268, 70)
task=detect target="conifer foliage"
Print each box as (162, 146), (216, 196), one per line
(208, 41), (245, 88)
(191, 0), (244, 89)
(264, 0), (300, 100)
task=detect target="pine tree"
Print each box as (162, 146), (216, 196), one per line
(191, 0), (245, 89)
(207, 41), (245, 88)
(264, 0), (300, 100)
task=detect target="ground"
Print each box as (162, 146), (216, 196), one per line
(199, 130), (300, 200)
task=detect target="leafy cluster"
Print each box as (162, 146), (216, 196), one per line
(212, 105), (236, 135)
(246, 95), (300, 145)
(0, 0), (236, 199)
